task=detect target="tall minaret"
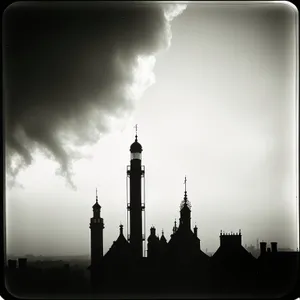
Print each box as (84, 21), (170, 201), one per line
(179, 176), (191, 231)
(127, 125), (145, 259)
(89, 189), (104, 266)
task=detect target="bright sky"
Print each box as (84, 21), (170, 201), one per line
(6, 2), (298, 256)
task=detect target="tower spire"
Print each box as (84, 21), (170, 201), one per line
(184, 176), (187, 202)
(96, 188), (98, 203)
(134, 124), (138, 141)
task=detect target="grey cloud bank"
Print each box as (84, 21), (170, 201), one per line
(4, 2), (186, 188)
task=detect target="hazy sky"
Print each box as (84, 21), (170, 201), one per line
(5, 1), (298, 256)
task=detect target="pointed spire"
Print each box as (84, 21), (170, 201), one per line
(93, 188), (100, 209)
(184, 175), (187, 202)
(134, 124), (138, 141)
(162, 229), (164, 236)
(173, 219), (177, 233)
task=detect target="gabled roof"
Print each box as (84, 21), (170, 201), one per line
(166, 226), (209, 264)
(212, 244), (256, 267)
(103, 228), (133, 263)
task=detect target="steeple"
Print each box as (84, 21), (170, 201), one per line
(184, 175), (188, 204)
(92, 188), (101, 217)
(179, 176), (191, 230)
(160, 229), (167, 243)
(180, 176), (191, 211)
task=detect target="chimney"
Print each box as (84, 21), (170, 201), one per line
(194, 225), (198, 237)
(271, 242), (278, 253)
(260, 242), (267, 255)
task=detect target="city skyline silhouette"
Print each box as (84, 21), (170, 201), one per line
(5, 134), (300, 298)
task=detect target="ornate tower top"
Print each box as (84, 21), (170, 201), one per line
(180, 176), (191, 210)
(93, 188), (101, 210)
(130, 124), (143, 154)
(135, 124), (138, 141)
(173, 219), (178, 233)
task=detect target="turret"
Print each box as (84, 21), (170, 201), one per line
(147, 226), (160, 259)
(90, 189), (104, 266)
(193, 225), (198, 237)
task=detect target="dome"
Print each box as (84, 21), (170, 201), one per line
(130, 137), (142, 153)
(93, 201), (101, 209)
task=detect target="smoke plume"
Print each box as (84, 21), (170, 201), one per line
(3, 2), (187, 189)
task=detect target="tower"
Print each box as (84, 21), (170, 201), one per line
(147, 226), (160, 259)
(126, 125), (146, 258)
(89, 189), (104, 266)
(179, 176), (191, 231)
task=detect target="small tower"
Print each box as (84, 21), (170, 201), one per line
(126, 125), (146, 258)
(179, 176), (191, 231)
(160, 230), (168, 256)
(172, 219), (178, 234)
(90, 189), (104, 266)
(147, 226), (162, 259)
(193, 225), (198, 237)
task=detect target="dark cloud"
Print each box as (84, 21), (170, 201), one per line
(3, 2), (186, 188)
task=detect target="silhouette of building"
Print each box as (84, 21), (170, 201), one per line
(88, 134), (213, 293)
(87, 132), (299, 296)
(89, 190), (104, 267)
(5, 132), (299, 297)
(256, 241), (300, 295)
(165, 182), (208, 265)
(126, 128), (146, 259)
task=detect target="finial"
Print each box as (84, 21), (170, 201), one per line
(183, 176), (187, 201)
(134, 124), (138, 141)
(96, 188), (98, 203)
(162, 229), (164, 236)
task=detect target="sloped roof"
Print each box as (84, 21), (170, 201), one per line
(212, 244), (256, 268)
(103, 230), (133, 263)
